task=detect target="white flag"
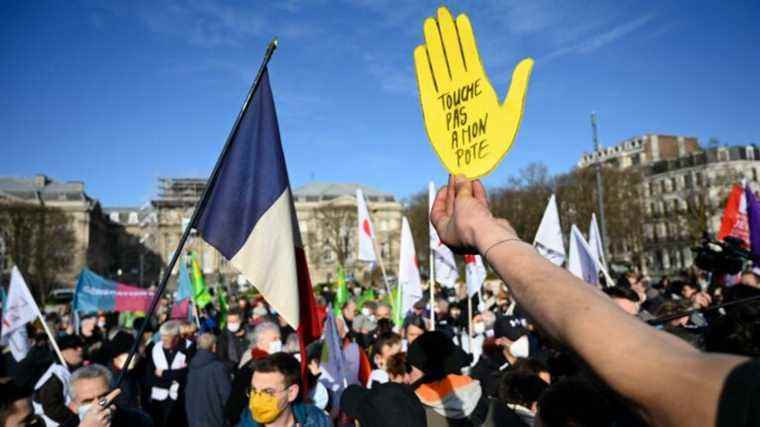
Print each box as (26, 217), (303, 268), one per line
(356, 189), (377, 262)
(533, 194), (566, 266)
(567, 225), (601, 286)
(399, 217), (423, 316)
(2, 328), (30, 362)
(464, 255), (486, 298)
(588, 213), (607, 269)
(1, 267), (42, 360)
(428, 182), (458, 288)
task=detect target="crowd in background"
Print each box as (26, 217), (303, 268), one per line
(2, 263), (760, 427)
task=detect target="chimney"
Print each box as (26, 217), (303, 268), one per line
(34, 174), (48, 188)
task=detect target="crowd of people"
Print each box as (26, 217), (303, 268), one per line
(2, 177), (759, 427)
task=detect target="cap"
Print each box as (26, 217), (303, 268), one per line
(56, 334), (84, 351)
(493, 316), (528, 341)
(341, 383), (426, 427)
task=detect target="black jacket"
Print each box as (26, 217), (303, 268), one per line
(185, 350), (231, 427)
(217, 329), (246, 369)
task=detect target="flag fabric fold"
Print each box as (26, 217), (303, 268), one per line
(588, 213), (607, 269)
(193, 68), (321, 349)
(744, 186), (760, 261)
(718, 184), (750, 246)
(464, 255), (486, 298)
(73, 268), (153, 313)
(429, 182), (459, 288)
(1, 267), (40, 361)
(171, 258), (194, 319)
(356, 189), (377, 263)
(399, 217), (423, 320)
(190, 252), (213, 309)
(567, 225), (602, 286)
(533, 194), (566, 266)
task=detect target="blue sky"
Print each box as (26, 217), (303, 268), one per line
(2, 1), (759, 207)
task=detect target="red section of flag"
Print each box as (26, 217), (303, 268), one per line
(464, 254), (476, 264)
(171, 299), (190, 319)
(362, 219), (372, 237)
(295, 246), (322, 394)
(114, 283), (153, 312)
(718, 185), (750, 246)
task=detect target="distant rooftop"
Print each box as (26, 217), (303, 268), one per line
(293, 182), (395, 202)
(0, 175), (91, 203)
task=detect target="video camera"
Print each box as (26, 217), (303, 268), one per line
(693, 234), (752, 275)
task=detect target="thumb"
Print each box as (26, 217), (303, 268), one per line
(501, 58), (534, 114)
(454, 175), (473, 200)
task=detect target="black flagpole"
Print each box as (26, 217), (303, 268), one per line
(646, 293), (760, 326)
(113, 38), (279, 390)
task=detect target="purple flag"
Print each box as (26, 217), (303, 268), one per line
(744, 186), (760, 261)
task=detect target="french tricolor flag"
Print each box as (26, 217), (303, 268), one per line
(194, 69), (321, 352)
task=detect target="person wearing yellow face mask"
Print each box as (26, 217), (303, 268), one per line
(235, 353), (330, 427)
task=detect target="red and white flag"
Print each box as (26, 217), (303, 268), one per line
(356, 188), (377, 263)
(399, 217), (422, 316)
(718, 184), (750, 246)
(429, 182), (459, 287)
(464, 255), (486, 298)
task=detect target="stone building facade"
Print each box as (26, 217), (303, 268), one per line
(0, 175), (112, 286)
(578, 135), (760, 276)
(106, 179), (404, 288)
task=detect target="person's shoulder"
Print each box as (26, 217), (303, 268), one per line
(294, 402), (330, 427)
(114, 407), (153, 427)
(716, 359), (760, 427)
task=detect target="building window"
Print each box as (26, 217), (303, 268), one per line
(753, 168), (758, 182)
(695, 172), (702, 187)
(684, 174), (693, 189)
(661, 181), (667, 193)
(670, 178), (677, 191)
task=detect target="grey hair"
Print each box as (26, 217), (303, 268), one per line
(69, 364), (113, 401)
(252, 321), (281, 346)
(283, 333), (300, 354)
(159, 320), (181, 337)
(197, 333), (217, 351)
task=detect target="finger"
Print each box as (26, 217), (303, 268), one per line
(472, 180), (489, 207)
(446, 175), (455, 216)
(455, 14), (482, 73)
(502, 58), (534, 112)
(101, 389), (121, 406)
(454, 174), (473, 199)
(424, 16), (451, 84)
(414, 45), (438, 96)
(430, 185), (450, 226)
(437, 7), (466, 77)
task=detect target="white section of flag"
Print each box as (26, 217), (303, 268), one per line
(588, 213), (607, 269)
(399, 217), (422, 316)
(465, 255), (486, 298)
(533, 194), (566, 266)
(2, 327), (30, 362)
(429, 182), (458, 288)
(2, 267), (42, 339)
(567, 225), (602, 286)
(356, 189), (377, 263)
(230, 190), (300, 329)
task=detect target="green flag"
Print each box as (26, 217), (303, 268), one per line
(334, 265), (348, 315)
(190, 252), (213, 308)
(389, 283), (403, 328)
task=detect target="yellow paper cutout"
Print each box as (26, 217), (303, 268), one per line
(414, 7), (534, 178)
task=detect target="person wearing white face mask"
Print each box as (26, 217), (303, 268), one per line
(470, 316), (530, 398)
(217, 310), (247, 370)
(66, 364), (152, 427)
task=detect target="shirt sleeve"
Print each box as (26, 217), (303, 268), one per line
(36, 376), (78, 425)
(716, 359), (760, 427)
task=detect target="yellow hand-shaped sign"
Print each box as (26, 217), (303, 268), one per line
(414, 7), (534, 178)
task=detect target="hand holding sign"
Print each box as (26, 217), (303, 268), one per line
(414, 7), (534, 178)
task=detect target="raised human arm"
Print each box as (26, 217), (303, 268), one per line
(431, 176), (746, 427)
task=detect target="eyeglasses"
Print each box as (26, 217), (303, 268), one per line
(245, 384), (292, 399)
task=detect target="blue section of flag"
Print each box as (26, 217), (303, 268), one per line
(195, 69), (290, 258)
(73, 268), (117, 313)
(175, 258), (193, 301)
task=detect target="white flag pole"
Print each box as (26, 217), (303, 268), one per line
(467, 292), (473, 354)
(429, 249), (436, 331)
(371, 238), (392, 297)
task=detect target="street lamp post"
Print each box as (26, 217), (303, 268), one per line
(591, 112), (610, 262)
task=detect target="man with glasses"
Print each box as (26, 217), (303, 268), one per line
(236, 353), (329, 427)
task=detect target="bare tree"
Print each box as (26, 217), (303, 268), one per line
(0, 202), (76, 303)
(307, 201), (356, 270)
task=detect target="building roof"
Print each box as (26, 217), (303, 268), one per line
(0, 175), (91, 203)
(103, 205), (156, 225)
(292, 182), (395, 202)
